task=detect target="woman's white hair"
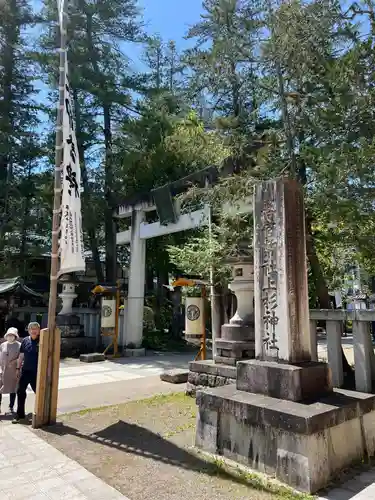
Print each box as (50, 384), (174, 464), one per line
(28, 322), (40, 330)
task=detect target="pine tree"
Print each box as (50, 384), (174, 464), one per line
(184, 0), (263, 132)
(39, 0), (143, 282)
(0, 0), (43, 263)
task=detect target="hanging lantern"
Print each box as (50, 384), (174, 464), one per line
(185, 296), (204, 343)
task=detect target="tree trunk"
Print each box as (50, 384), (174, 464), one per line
(0, 0), (17, 249)
(103, 102), (117, 283)
(20, 162), (32, 277)
(73, 88), (104, 283)
(84, 9), (116, 283)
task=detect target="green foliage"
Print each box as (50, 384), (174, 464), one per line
(116, 97), (230, 198)
(3, 0), (375, 308)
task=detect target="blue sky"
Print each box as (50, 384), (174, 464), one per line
(140, 0), (203, 47)
(32, 0), (205, 142)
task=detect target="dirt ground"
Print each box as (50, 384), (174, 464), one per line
(33, 393), (311, 500)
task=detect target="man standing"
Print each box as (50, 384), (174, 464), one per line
(13, 322), (40, 424)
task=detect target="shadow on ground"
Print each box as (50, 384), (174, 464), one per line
(39, 416), (375, 500)
(42, 420), (282, 497)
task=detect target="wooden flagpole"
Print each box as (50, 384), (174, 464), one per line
(32, 1), (67, 428)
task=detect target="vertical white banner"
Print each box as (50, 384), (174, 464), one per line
(57, 51), (85, 276)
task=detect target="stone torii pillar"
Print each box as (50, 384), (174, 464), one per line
(124, 208), (146, 348)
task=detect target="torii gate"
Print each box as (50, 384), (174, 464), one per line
(115, 166), (252, 349)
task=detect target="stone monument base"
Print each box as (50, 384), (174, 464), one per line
(187, 360), (237, 396)
(60, 337), (97, 358)
(195, 384), (375, 493)
(237, 359), (332, 402)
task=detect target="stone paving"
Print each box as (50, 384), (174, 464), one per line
(0, 422), (128, 499)
(0, 352), (194, 414)
(318, 474), (375, 500)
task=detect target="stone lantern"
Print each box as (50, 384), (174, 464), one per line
(56, 274), (95, 357)
(186, 244), (257, 396)
(215, 254), (255, 365)
(58, 275), (78, 316)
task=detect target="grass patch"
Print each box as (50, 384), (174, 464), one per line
(61, 392), (190, 418)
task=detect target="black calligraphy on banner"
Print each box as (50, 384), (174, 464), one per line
(63, 81), (80, 199)
(65, 82), (74, 131)
(66, 164), (79, 198)
(58, 61), (85, 276)
(260, 198), (280, 359)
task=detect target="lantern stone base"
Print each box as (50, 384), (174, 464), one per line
(61, 336), (97, 358)
(195, 384), (375, 494)
(215, 339), (255, 366)
(56, 313), (96, 358)
(186, 360), (237, 396)
(56, 314), (83, 338)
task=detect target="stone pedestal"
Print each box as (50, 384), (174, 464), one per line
(236, 359), (332, 401)
(215, 259), (255, 365)
(195, 178), (375, 494)
(196, 385), (375, 494)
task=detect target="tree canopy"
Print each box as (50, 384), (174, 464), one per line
(0, 0), (374, 305)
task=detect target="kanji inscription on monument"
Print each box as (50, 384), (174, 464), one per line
(254, 178), (311, 363)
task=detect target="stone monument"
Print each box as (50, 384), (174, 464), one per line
(187, 254), (255, 395)
(195, 178), (375, 494)
(57, 274), (96, 357)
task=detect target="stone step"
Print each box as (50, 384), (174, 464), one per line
(214, 356), (237, 366)
(189, 360), (237, 379)
(80, 352), (105, 363)
(160, 369), (188, 384)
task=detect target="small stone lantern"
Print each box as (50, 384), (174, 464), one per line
(215, 251), (255, 366)
(56, 274), (95, 357)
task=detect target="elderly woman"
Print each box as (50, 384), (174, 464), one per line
(0, 327), (21, 414)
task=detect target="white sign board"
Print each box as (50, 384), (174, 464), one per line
(185, 297), (204, 339)
(101, 298), (117, 328)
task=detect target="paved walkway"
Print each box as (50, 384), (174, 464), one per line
(319, 474), (375, 500)
(0, 352), (194, 414)
(0, 422), (128, 499)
